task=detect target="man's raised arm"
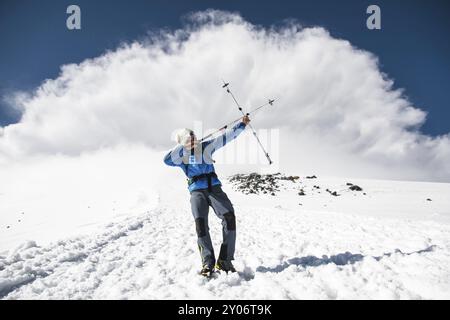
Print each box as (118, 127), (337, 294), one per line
(207, 116), (250, 151)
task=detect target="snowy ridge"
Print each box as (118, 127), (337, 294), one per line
(1, 174), (450, 299)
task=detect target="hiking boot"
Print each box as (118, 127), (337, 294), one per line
(199, 265), (214, 277)
(215, 259), (236, 273)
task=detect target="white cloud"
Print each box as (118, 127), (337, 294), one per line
(1, 10), (449, 181)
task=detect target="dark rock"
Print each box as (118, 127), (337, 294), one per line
(306, 175), (317, 179)
(349, 185), (363, 191)
(229, 172), (288, 195)
(346, 183), (353, 186)
(326, 189), (339, 196)
(298, 189), (306, 196)
(426, 198), (432, 201)
(280, 175), (300, 182)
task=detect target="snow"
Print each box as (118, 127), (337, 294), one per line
(1, 167), (449, 300)
(0, 145), (160, 253)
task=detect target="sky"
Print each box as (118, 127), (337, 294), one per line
(0, 1), (450, 182)
(1, 0), (449, 135)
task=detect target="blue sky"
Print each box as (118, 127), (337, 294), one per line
(1, 0), (449, 135)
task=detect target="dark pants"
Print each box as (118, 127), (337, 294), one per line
(190, 185), (236, 268)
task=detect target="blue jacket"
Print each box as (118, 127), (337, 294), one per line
(164, 122), (246, 192)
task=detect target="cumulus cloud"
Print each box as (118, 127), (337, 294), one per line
(1, 10), (449, 181)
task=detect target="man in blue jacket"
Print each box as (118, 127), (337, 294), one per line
(164, 115), (250, 277)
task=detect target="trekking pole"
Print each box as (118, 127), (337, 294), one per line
(199, 100), (274, 142)
(222, 81), (274, 165)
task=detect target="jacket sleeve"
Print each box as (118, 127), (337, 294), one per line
(207, 122), (246, 152)
(163, 145), (185, 167)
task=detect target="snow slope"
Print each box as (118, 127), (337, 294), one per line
(0, 146), (160, 253)
(1, 173), (450, 299)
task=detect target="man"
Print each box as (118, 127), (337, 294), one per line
(163, 115), (250, 277)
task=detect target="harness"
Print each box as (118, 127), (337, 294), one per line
(187, 172), (218, 192)
(184, 132), (218, 192)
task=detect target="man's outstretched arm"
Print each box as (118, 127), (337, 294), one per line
(207, 115), (250, 151)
